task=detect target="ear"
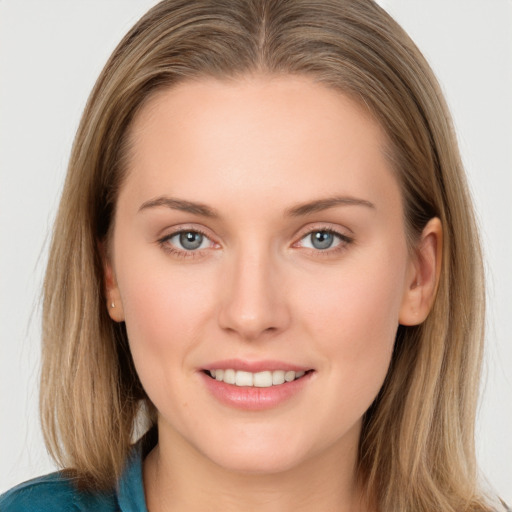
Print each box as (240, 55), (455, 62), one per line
(399, 217), (443, 326)
(100, 242), (125, 323)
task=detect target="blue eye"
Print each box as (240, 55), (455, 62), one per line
(169, 231), (209, 251)
(309, 231), (335, 250)
(299, 230), (350, 251)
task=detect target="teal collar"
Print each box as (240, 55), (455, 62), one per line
(117, 428), (157, 512)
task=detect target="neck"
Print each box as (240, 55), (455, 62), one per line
(143, 421), (367, 512)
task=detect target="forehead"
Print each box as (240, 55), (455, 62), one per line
(121, 75), (399, 215)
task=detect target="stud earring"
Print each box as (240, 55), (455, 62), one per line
(110, 302), (115, 309)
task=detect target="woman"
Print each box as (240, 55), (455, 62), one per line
(1, 0), (507, 510)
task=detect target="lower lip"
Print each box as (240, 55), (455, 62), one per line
(199, 371), (314, 411)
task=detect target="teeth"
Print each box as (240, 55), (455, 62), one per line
(223, 368), (236, 384)
(284, 370), (295, 382)
(272, 370), (285, 385)
(208, 369), (308, 387)
(235, 370), (253, 387)
(253, 371), (272, 388)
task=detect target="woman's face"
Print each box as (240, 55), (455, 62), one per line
(107, 76), (419, 473)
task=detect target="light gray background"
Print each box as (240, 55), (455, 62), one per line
(1, 0), (511, 501)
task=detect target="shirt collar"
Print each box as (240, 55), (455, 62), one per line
(116, 428), (157, 512)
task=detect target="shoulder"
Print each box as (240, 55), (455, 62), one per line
(0, 472), (118, 512)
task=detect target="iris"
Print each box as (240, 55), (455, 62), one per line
(310, 231), (335, 250)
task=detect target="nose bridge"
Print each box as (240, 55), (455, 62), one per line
(218, 239), (289, 340)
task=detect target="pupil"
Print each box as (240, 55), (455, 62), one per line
(312, 231), (333, 250)
(180, 232), (203, 250)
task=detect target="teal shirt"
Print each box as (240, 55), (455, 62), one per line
(0, 434), (152, 512)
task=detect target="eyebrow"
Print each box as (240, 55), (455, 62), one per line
(138, 196), (219, 217)
(285, 196), (375, 216)
(138, 194), (375, 218)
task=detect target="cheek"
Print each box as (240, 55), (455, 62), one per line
(297, 248), (407, 401)
(116, 262), (223, 429)
(115, 249), (217, 381)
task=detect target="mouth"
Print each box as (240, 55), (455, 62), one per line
(202, 368), (314, 387)
(200, 363), (315, 410)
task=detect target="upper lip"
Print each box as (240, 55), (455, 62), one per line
(202, 359), (312, 373)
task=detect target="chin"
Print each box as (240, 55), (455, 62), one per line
(209, 449), (305, 475)
(196, 431), (315, 475)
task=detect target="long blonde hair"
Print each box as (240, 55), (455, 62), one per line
(41, 1), (492, 509)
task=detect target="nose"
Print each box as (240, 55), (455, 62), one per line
(217, 245), (291, 341)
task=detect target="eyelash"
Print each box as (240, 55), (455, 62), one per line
(158, 227), (214, 260)
(157, 227), (354, 260)
(294, 228), (354, 257)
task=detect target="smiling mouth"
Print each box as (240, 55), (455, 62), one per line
(203, 369), (313, 387)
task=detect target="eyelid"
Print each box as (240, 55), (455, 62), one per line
(292, 224), (354, 254)
(158, 222), (219, 241)
(292, 223), (353, 243)
(157, 225), (220, 258)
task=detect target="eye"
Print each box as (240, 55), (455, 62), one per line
(297, 229), (352, 251)
(163, 230), (213, 251)
(305, 231), (337, 250)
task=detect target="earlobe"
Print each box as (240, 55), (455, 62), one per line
(100, 243), (125, 323)
(399, 217), (443, 326)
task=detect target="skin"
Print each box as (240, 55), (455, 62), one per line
(105, 75), (441, 512)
